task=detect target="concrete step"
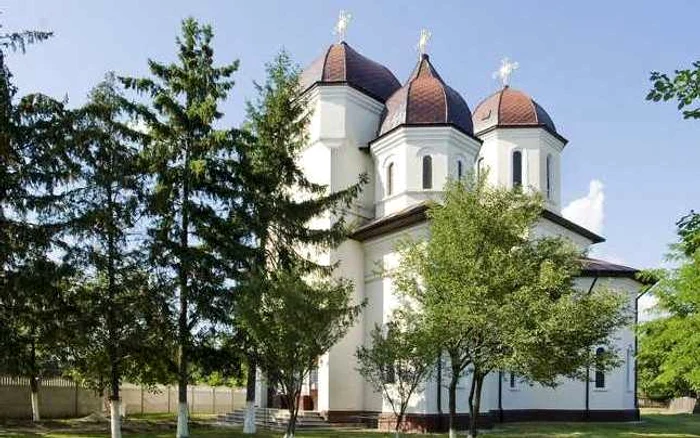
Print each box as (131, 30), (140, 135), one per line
(218, 408), (331, 429)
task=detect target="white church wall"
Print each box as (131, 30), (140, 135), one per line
(300, 85), (386, 413)
(532, 216), (596, 251)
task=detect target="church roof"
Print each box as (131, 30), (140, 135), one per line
(378, 54), (474, 138)
(472, 86), (564, 142)
(299, 42), (401, 103)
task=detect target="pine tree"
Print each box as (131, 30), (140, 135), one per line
(120, 18), (246, 438)
(235, 51), (367, 434)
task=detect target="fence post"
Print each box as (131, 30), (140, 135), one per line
(212, 387), (216, 414)
(140, 386), (144, 414)
(167, 386), (171, 413)
(190, 385), (194, 414)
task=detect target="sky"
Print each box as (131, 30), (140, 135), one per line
(3, 0), (699, 272)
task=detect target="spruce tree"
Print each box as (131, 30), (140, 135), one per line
(235, 52), (367, 434)
(0, 22), (75, 423)
(58, 75), (172, 438)
(120, 19), (246, 438)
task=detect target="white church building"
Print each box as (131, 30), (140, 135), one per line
(256, 20), (644, 431)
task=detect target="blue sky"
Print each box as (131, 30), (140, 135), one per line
(4, 0), (699, 270)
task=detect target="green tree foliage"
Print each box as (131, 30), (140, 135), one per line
(638, 213), (700, 399)
(238, 266), (362, 438)
(647, 61), (700, 119)
(356, 312), (437, 438)
(55, 75), (173, 438)
(119, 18), (247, 438)
(234, 51), (366, 434)
(0, 20), (75, 423)
(392, 176), (629, 437)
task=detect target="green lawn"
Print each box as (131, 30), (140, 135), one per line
(0, 413), (698, 438)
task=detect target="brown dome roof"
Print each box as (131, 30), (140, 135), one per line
(300, 42), (401, 103)
(378, 54), (473, 137)
(472, 86), (558, 136)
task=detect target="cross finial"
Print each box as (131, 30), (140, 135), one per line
(493, 57), (519, 87)
(416, 28), (432, 57)
(333, 10), (352, 42)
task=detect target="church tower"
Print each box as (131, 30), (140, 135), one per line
(371, 38), (481, 218)
(295, 11), (401, 417)
(472, 61), (567, 212)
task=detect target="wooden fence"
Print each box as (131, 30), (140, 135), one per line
(0, 376), (245, 419)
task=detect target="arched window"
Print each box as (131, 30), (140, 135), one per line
(476, 157), (484, 179)
(546, 154), (553, 199)
(386, 163), (395, 196)
(457, 159), (464, 180)
(422, 156), (433, 189)
(512, 150), (523, 187)
(509, 373), (517, 389)
(595, 347), (606, 389)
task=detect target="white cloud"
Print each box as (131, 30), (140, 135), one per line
(562, 179), (605, 235)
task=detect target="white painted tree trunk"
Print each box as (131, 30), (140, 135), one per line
(243, 400), (256, 434)
(110, 400), (122, 438)
(30, 390), (40, 422)
(449, 427), (457, 438)
(283, 433), (294, 438)
(176, 402), (189, 438)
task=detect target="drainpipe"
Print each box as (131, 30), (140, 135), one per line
(498, 371), (503, 423)
(585, 276), (599, 421)
(436, 356), (442, 431)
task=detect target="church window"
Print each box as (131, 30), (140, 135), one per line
(546, 154), (553, 199)
(626, 346), (633, 392)
(457, 159), (464, 180)
(595, 347), (606, 389)
(422, 155), (433, 189)
(387, 162), (394, 196)
(509, 373), (517, 389)
(477, 157), (484, 179)
(512, 150), (523, 187)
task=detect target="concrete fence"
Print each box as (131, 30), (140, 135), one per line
(0, 376), (246, 419)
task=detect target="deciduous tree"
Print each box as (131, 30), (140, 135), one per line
(393, 177), (629, 437)
(356, 313), (437, 438)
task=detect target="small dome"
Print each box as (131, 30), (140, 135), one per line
(300, 42), (401, 103)
(378, 54), (473, 137)
(472, 86), (557, 135)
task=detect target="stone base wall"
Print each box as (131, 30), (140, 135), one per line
(324, 409), (640, 432)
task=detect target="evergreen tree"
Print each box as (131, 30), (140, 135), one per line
(235, 52), (366, 434)
(0, 21), (74, 423)
(120, 18), (246, 438)
(57, 75), (172, 437)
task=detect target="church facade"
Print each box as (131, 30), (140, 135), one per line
(257, 30), (643, 431)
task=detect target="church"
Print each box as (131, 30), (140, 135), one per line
(255, 14), (644, 431)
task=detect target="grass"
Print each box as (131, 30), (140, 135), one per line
(0, 412), (698, 438)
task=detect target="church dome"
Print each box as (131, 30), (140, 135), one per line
(299, 42), (401, 103)
(472, 86), (557, 135)
(378, 54), (473, 137)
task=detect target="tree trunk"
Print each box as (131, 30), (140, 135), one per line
(284, 388), (300, 438)
(29, 337), (40, 422)
(243, 362), (256, 434)
(468, 374), (484, 438)
(29, 376), (40, 422)
(394, 411), (404, 438)
(107, 194), (122, 438)
(448, 372), (458, 438)
(176, 146), (190, 438)
(110, 399), (122, 438)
